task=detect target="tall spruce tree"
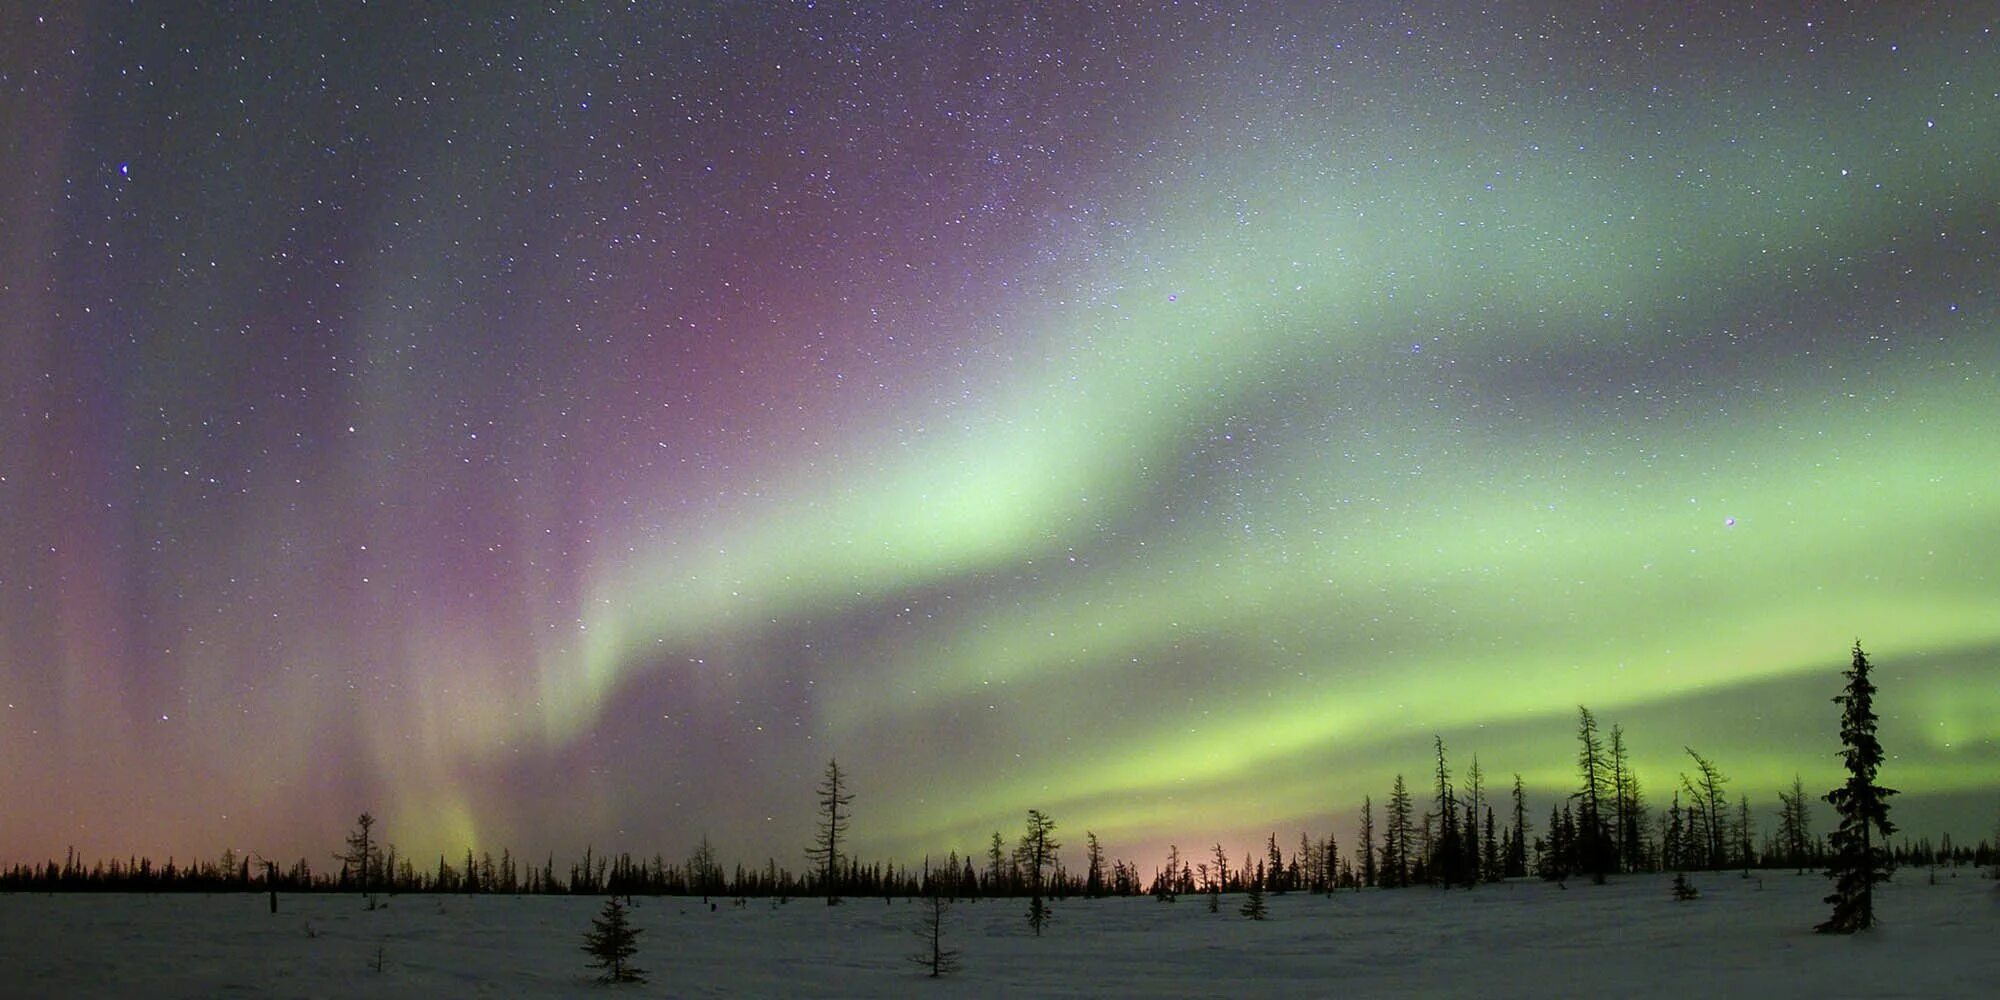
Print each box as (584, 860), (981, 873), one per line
(1084, 832), (1105, 898)
(1574, 706), (1613, 883)
(1609, 724), (1646, 872)
(1682, 748), (1730, 870)
(1482, 806), (1501, 883)
(1358, 796), (1378, 888)
(1266, 833), (1285, 893)
(1019, 809), (1060, 935)
(1817, 640), (1897, 934)
(1383, 775), (1414, 889)
(1507, 774), (1531, 878)
(1430, 736), (1465, 887)
(1466, 755), (1487, 884)
(986, 831), (1010, 894)
(806, 758), (853, 904)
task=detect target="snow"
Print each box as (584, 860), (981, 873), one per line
(5, 872), (1992, 997)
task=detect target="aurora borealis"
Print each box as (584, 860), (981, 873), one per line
(4, 3), (1996, 872)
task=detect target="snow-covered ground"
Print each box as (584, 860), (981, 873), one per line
(5, 871), (1993, 997)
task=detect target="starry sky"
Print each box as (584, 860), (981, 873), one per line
(4, 3), (1996, 872)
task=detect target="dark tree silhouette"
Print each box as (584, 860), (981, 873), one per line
(1431, 735), (1463, 887)
(1358, 796), (1377, 888)
(1466, 755), (1487, 884)
(805, 759), (853, 904)
(1383, 775), (1414, 889)
(581, 897), (645, 984)
(1506, 775), (1531, 878)
(909, 886), (960, 977)
(986, 831), (1011, 894)
(1481, 806), (1500, 883)
(1818, 640), (1897, 934)
(1671, 870), (1699, 901)
(1265, 833), (1284, 893)
(1574, 706), (1614, 883)
(1240, 860), (1268, 919)
(337, 813), (382, 902)
(1610, 723), (1647, 872)
(1084, 832), (1105, 898)
(1682, 748), (1730, 870)
(1019, 809), (1059, 935)
(1777, 775), (1815, 873)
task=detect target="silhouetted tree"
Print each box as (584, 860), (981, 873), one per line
(1321, 833), (1340, 896)
(1609, 723), (1647, 872)
(1084, 832), (1105, 898)
(1671, 870), (1699, 901)
(1506, 775), (1531, 878)
(1736, 797), (1756, 873)
(910, 886), (960, 977)
(1482, 806), (1501, 883)
(1431, 736), (1464, 887)
(1358, 796), (1378, 888)
(1777, 775), (1815, 873)
(805, 759), (853, 904)
(1682, 748), (1730, 870)
(581, 897), (645, 983)
(1465, 755), (1487, 884)
(337, 813), (382, 901)
(1818, 640), (1897, 934)
(1574, 706), (1614, 882)
(986, 831), (1011, 894)
(1537, 804), (1570, 881)
(1019, 809), (1059, 935)
(1240, 860), (1268, 919)
(1382, 775), (1414, 888)
(1157, 844), (1183, 901)
(1265, 833), (1285, 893)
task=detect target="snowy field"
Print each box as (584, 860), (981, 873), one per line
(6, 872), (1993, 998)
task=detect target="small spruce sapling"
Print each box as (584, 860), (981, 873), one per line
(1671, 871), (1699, 901)
(581, 897), (647, 984)
(1240, 861), (1269, 920)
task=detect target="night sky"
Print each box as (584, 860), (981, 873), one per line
(4, 4), (1996, 872)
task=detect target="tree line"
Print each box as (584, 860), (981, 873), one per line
(4, 642), (1977, 932)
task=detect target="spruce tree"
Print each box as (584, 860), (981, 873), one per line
(1817, 640), (1897, 934)
(805, 759), (853, 904)
(1671, 870), (1699, 901)
(1609, 724), (1647, 872)
(1358, 796), (1378, 888)
(1019, 809), (1059, 935)
(338, 813), (382, 904)
(1777, 775), (1814, 873)
(909, 887), (960, 977)
(1482, 806), (1501, 883)
(1574, 706), (1613, 883)
(1085, 833), (1105, 898)
(1431, 735), (1462, 888)
(1240, 861), (1269, 919)
(1383, 776), (1414, 889)
(581, 897), (645, 984)
(1506, 775), (1531, 878)
(1266, 833), (1285, 893)
(1682, 748), (1730, 870)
